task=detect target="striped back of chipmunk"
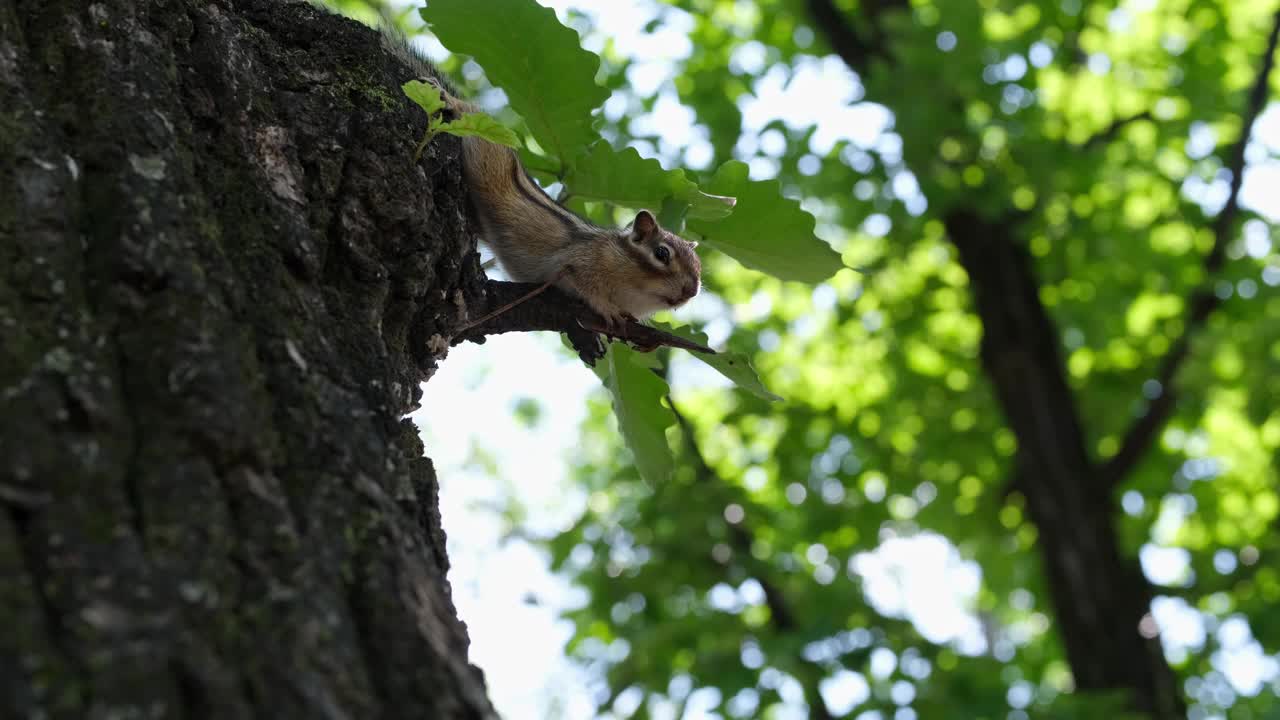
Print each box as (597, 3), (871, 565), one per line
(458, 138), (602, 283)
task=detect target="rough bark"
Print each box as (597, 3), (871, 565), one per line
(1, 0), (497, 717)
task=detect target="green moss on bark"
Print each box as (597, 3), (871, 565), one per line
(0, 1), (494, 718)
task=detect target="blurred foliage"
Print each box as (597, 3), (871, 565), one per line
(322, 0), (1280, 717)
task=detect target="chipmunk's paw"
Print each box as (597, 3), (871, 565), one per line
(601, 313), (629, 334)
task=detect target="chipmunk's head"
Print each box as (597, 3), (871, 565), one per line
(618, 210), (701, 316)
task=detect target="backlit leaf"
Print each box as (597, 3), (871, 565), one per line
(422, 0), (609, 168)
(688, 160), (843, 283)
(650, 322), (782, 402)
(434, 112), (520, 148)
(593, 343), (675, 488)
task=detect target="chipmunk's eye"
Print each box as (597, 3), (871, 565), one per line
(654, 245), (671, 264)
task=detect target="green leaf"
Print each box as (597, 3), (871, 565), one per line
(593, 343), (675, 487)
(402, 79), (446, 116)
(434, 112), (520, 148)
(563, 143), (736, 221)
(520, 149), (561, 179)
(563, 144), (697, 209)
(422, 0), (609, 167)
(563, 142), (737, 224)
(687, 191), (737, 221)
(658, 196), (689, 233)
(402, 80), (516, 157)
(650, 322), (783, 402)
(687, 160), (843, 283)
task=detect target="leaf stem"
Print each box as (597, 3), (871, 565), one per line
(413, 130), (436, 162)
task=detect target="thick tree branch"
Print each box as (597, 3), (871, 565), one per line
(945, 211), (1186, 720)
(1103, 9), (1280, 488)
(804, 0), (907, 71)
(451, 280), (714, 365)
(810, 5), (1185, 713)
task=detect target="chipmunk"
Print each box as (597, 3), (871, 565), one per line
(405, 68), (701, 330)
(427, 78), (701, 329)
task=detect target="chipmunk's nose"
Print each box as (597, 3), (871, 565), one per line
(668, 281), (699, 308)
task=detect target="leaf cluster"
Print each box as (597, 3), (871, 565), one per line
(419, 0), (847, 486)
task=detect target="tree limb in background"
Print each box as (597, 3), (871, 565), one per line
(806, 2), (1186, 716)
(1103, 8), (1280, 489)
(1059, 1), (1095, 68)
(1079, 110), (1154, 150)
(452, 280), (714, 365)
(668, 401), (798, 630)
(804, 0), (907, 70)
(667, 400), (836, 720)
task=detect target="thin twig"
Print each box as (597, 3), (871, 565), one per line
(1103, 8), (1280, 488)
(1079, 110), (1154, 149)
(669, 399), (841, 718)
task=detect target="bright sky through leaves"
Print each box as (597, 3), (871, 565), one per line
(377, 0), (1280, 716)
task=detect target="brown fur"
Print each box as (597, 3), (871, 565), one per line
(427, 79), (702, 327)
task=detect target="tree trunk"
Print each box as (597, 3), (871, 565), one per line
(945, 212), (1184, 719)
(1, 0), (496, 717)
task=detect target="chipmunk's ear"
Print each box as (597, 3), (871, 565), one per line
(632, 210), (659, 237)
(685, 239), (698, 248)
